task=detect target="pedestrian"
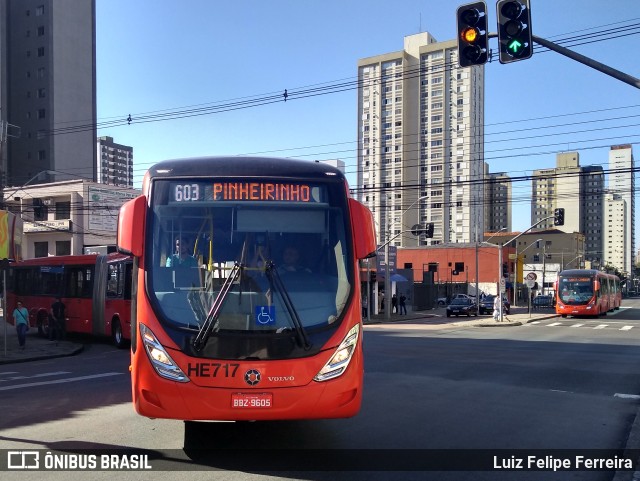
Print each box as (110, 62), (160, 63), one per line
(493, 295), (501, 321)
(13, 300), (29, 350)
(362, 295), (368, 318)
(391, 294), (398, 313)
(50, 296), (66, 343)
(380, 291), (385, 311)
(399, 294), (407, 315)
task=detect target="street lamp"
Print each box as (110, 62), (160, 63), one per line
(383, 195), (428, 319)
(485, 227), (507, 244)
(2, 169), (56, 207)
(563, 254), (583, 270)
(513, 238), (542, 307)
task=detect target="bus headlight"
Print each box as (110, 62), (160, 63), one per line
(140, 323), (189, 383)
(314, 324), (360, 382)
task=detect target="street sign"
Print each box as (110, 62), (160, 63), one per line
(526, 272), (537, 281)
(499, 278), (506, 286)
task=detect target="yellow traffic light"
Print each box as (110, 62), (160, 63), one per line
(462, 27), (478, 43)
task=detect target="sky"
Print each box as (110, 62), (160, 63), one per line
(95, 0), (639, 234)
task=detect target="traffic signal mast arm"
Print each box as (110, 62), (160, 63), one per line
(484, 31), (639, 89)
(532, 35), (640, 90)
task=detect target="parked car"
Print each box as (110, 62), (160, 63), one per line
(479, 295), (510, 315)
(437, 297), (448, 306)
(446, 297), (478, 317)
(533, 295), (553, 307)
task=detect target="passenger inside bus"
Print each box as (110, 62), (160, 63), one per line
(166, 237), (198, 268)
(278, 246), (312, 274)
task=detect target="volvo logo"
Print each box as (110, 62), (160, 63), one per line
(244, 369), (261, 386)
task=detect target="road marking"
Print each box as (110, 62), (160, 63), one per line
(548, 322), (562, 327)
(593, 324), (608, 329)
(0, 371), (70, 382)
(614, 393), (640, 400)
(529, 321), (541, 324)
(0, 372), (124, 391)
(620, 326), (634, 331)
(570, 324), (584, 328)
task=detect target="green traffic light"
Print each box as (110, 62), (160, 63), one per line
(508, 39), (523, 54)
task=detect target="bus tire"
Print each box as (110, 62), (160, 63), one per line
(112, 319), (127, 349)
(561, 314), (567, 318)
(37, 312), (50, 338)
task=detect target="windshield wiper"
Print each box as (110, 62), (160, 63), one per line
(265, 260), (311, 350)
(192, 262), (243, 352)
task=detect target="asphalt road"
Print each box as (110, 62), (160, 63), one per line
(2, 300), (640, 480)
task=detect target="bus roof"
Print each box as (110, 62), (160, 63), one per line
(146, 157), (347, 183)
(10, 252), (130, 267)
(559, 269), (619, 279)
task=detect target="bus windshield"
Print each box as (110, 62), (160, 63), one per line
(147, 179), (353, 340)
(558, 276), (595, 305)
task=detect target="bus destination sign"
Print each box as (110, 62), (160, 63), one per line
(172, 182), (319, 203)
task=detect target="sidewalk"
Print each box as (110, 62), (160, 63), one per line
(363, 305), (558, 327)
(0, 305), (557, 365)
(0, 315), (84, 365)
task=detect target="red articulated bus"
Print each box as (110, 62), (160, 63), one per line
(556, 269), (621, 318)
(117, 156), (376, 421)
(6, 253), (133, 347)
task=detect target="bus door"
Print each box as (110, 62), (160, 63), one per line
(63, 265), (95, 334)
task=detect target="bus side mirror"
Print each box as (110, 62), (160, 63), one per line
(117, 195), (147, 258)
(349, 198), (377, 259)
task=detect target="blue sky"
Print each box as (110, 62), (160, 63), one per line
(95, 0), (639, 233)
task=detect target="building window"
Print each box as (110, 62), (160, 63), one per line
(55, 201), (71, 220)
(38, 150), (46, 160)
(34, 241), (48, 258)
(56, 241), (71, 256)
(36, 5), (44, 16)
(37, 26), (45, 36)
(37, 47), (45, 57)
(38, 109), (46, 119)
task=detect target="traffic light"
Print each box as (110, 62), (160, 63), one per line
(502, 262), (509, 278)
(456, 2), (488, 67)
(425, 223), (434, 239)
(553, 208), (565, 226)
(496, 0), (533, 64)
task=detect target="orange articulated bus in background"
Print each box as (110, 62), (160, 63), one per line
(6, 253), (133, 347)
(556, 269), (621, 318)
(117, 156), (376, 421)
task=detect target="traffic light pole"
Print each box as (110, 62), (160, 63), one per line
(484, 31), (640, 89)
(532, 35), (640, 90)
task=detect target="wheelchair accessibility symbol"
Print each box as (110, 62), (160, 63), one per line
(255, 306), (276, 325)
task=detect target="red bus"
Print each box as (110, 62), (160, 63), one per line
(556, 269), (621, 318)
(6, 253), (133, 347)
(117, 156), (376, 421)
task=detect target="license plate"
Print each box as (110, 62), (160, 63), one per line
(231, 393), (273, 409)
(452, 310), (460, 313)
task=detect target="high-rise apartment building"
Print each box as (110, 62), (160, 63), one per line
(484, 163), (512, 233)
(1, 0), (96, 187)
(357, 32), (485, 247)
(603, 193), (626, 271)
(96, 136), (133, 188)
(531, 152), (604, 266)
(608, 144), (635, 275)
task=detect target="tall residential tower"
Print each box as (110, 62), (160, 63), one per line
(357, 32), (485, 247)
(531, 152), (604, 267)
(1, 0), (96, 186)
(608, 144), (635, 275)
